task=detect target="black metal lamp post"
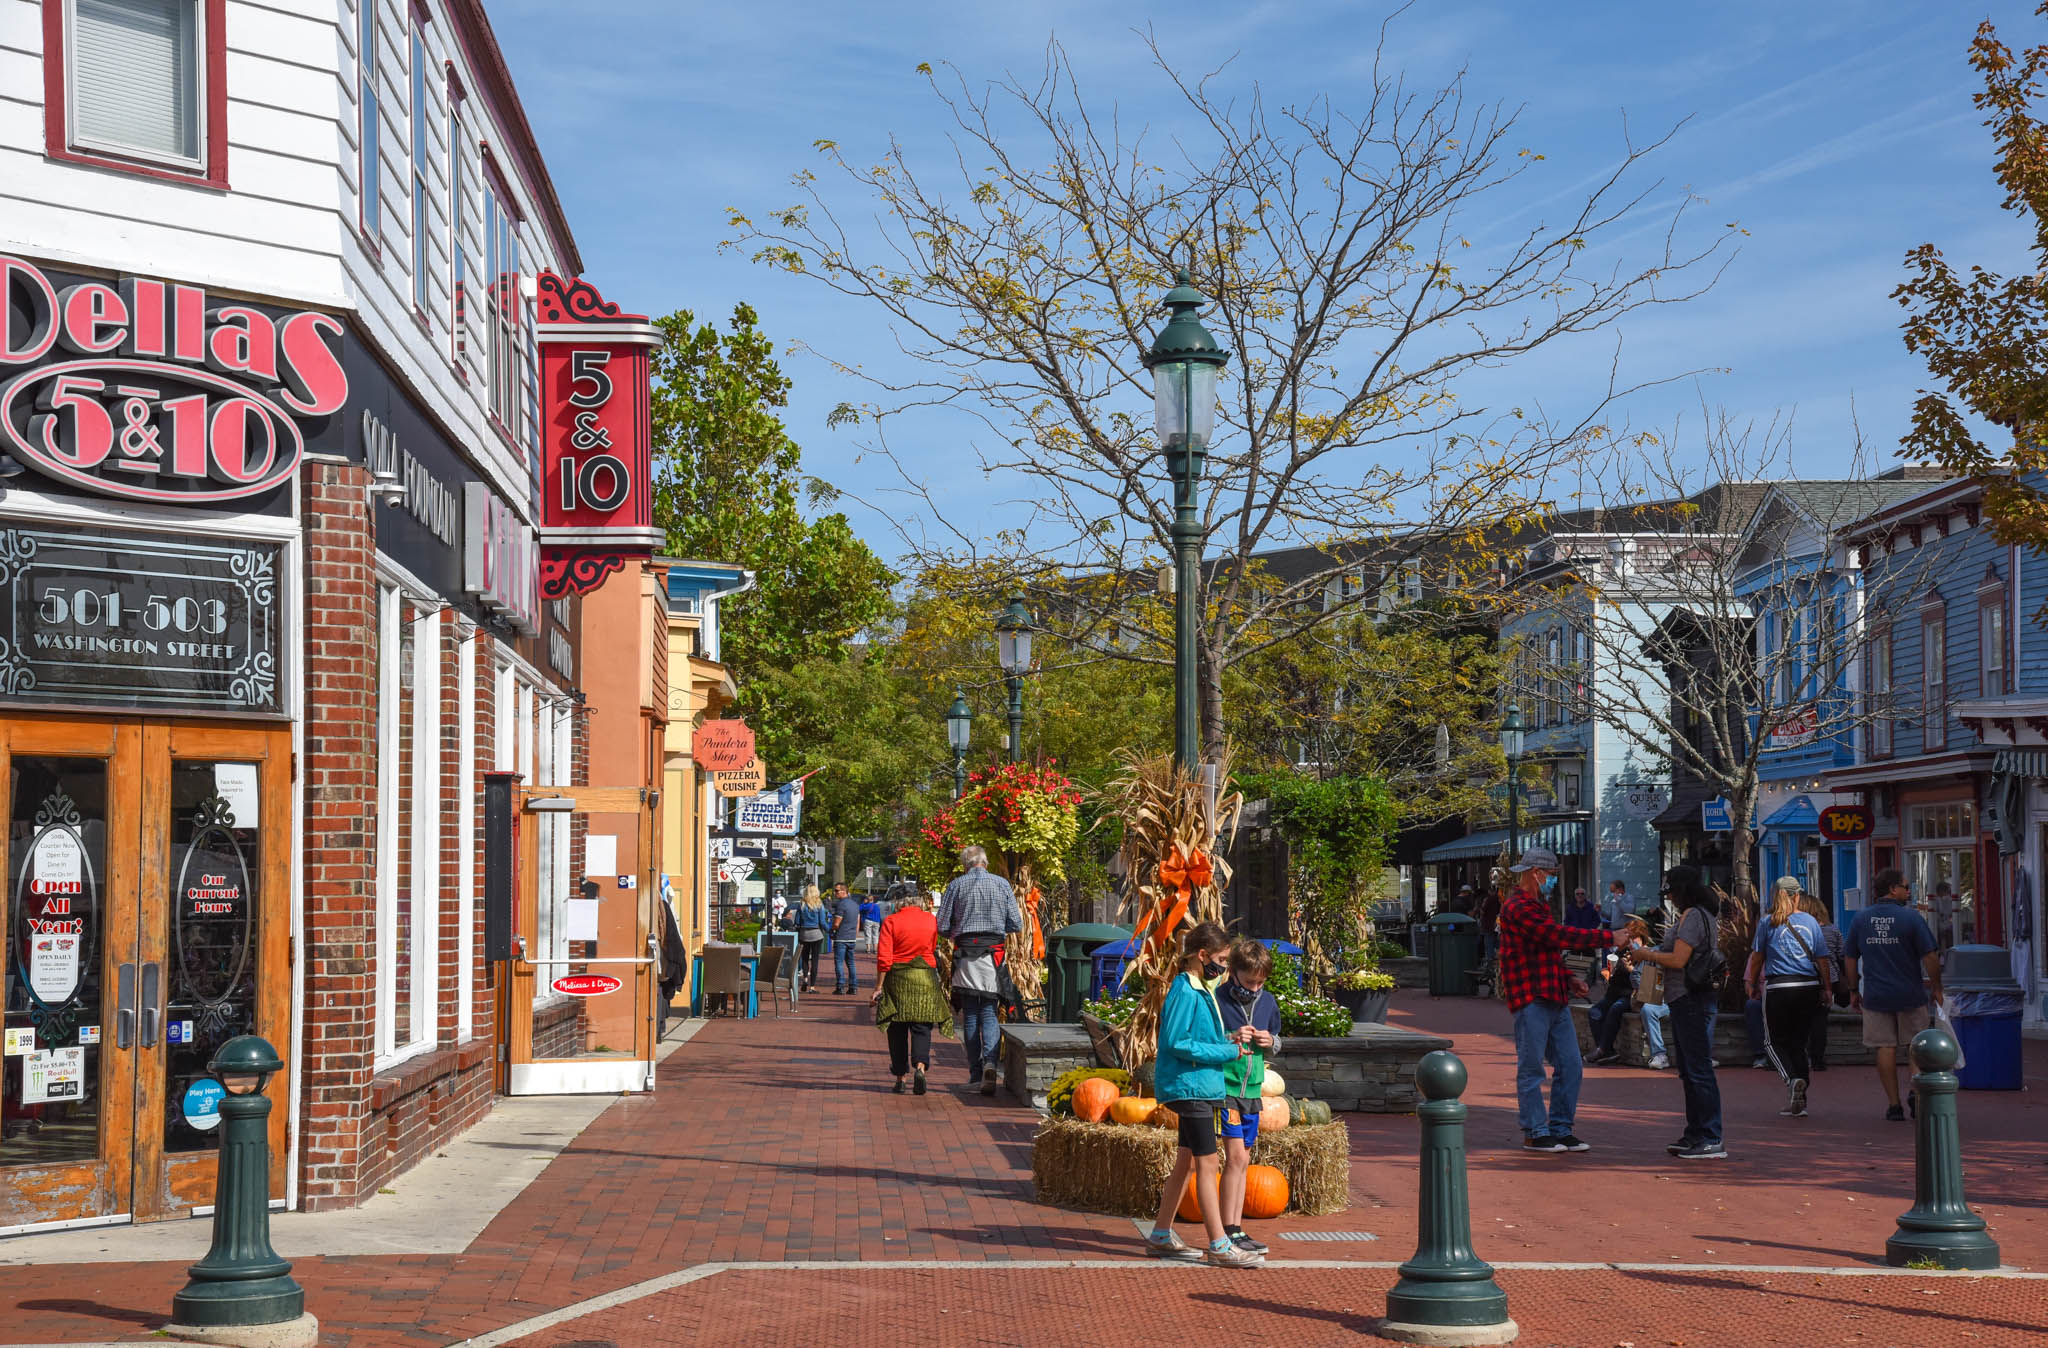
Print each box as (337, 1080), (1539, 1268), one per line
(1500, 705), (1526, 860)
(945, 687), (973, 799)
(169, 1035), (312, 1340)
(994, 596), (1034, 765)
(1141, 269), (1231, 771)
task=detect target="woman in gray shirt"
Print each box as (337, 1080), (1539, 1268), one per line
(1625, 866), (1725, 1160)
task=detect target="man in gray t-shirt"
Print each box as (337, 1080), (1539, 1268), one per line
(830, 882), (863, 994)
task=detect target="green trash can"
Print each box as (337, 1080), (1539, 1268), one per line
(1046, 922), (1134, 1023)
(1426, 912), (1480, 997)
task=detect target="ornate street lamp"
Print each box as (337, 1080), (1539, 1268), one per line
(168, 1036), (311, 1342)
(1141, 269), (1231, 770)
(1500, 705), (1527, 861)
(945, 687), (973, 799)
(994, 595), (1035, 764)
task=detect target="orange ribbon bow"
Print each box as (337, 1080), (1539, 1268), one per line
(1143, 844), (1213, 958)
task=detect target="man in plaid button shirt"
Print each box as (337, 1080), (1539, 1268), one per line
(1498, 846), (1615, 1153)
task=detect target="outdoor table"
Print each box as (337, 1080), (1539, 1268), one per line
(688, 951), (759, 1018)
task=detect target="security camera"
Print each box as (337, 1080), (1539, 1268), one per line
(370, 467), (408, 509)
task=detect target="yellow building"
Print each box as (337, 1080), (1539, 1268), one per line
(659, 561), (753, 992)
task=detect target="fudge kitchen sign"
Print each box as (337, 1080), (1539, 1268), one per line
(0, 256), (347, 505)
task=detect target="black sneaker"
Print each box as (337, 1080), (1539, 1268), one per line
(1523, 1134), (1566, 1152)
(1666, 1137), (1699, 1156)
(892, 1078), (906, 1094)
(1885, 1104), (1907, 1122)
(1552, 1134), (1591, 1152)
(1227, 1229), (1268, 1254)
(1674, 1141), (1728, 1161)
(981, 1064), (999, 1095)
(913, 1067), (927, 1095)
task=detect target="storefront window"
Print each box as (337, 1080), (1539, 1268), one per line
(163, 761), (260, 1155)
(375, 584), (435, 1063)
(1906, 801), (1976, 949)
(3, 760), (107, 1169)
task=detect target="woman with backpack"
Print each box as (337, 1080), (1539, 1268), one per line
(1745, 877), (1833, 1117)
(1623, 865), (1725, 1160)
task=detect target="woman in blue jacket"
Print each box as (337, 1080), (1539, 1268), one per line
(1144, 922), (1262, 1268)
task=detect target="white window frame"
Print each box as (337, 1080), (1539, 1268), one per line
(408, 17), (432, 312)
(1980, 591), (2007, 697)
(448, 95), (469, 362)
(1868, 627), (1894, 759)
(63, 0), (207, 171)
(456, 628), (477, 1040)
(357, 0), (381, 239)
(407, 604), (441, 1050)
(374, 583), (401, 1061)
(1923, 612), (1947, 752)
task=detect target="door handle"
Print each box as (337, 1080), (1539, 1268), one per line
(140, 962), (163, 1048)
(116, 962), (137, 1049)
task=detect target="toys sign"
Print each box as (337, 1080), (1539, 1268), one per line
(536, 273), (660, 598)
(0, 256), (346, 505)
(1817, 804), (1874, 841)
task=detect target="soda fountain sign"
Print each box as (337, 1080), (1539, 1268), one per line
(535, 272), (659, 598)
(0, 256), (348, 504)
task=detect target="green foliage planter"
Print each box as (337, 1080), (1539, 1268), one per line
(1329, 968), (1396, 1024)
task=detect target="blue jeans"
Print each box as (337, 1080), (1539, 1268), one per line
(1669, 995), (1723, 1147)
(959, 993), (1000, 1079)
(1511, 1000), (1582, 1138)
(833, 939), (858, 990)
(1642, 1001), (1717, 1061)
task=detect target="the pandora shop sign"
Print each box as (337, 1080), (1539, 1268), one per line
(0, 522), (283, 714)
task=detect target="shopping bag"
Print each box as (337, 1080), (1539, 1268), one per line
(1933, 1000), (1967, 1070)
(1632, 964), (1665, 1007)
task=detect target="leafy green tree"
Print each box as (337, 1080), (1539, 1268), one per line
(1896, 5), (2048, 550)
(648, 304), (896, 681)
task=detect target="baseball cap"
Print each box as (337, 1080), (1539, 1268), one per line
(1509, 846), (1559, 874)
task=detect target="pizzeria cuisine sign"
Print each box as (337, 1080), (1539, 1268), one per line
(0, 255), (348, 503)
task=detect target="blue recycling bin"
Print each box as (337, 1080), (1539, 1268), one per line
(1945, 945), (2026, 1091)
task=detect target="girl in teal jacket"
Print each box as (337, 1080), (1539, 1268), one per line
(1144, 921), (1261, 1267)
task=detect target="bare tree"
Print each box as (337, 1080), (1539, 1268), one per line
(726, 29), (1732, 763)
(1497, 417), (1943, 904)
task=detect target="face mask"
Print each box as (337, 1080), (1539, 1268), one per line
(1202, 960), (1227, 980)
(1224, 978), (1257, 1004)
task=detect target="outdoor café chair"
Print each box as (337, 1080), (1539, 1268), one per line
(701, 943), (747, 1018)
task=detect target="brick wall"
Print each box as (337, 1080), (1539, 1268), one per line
(297, 460), (505, 1211)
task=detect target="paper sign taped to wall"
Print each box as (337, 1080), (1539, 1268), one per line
(585, 835), (617, 878)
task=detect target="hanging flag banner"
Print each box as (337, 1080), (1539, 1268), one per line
(535, 273), (661, 599)
(734, 778), (805, 837)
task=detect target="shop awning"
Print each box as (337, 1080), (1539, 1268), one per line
(1759, 795), (1818, 834)
(1993, 749), (2048, 780)
(1423, 820), (1588, 863)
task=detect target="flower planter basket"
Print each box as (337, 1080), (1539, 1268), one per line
(1330, 985), (1391, 1024)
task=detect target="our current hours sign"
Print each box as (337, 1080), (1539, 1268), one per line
(0, 523), (283, 713)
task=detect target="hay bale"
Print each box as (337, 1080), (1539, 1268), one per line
(1030, 1116), (1351, 1218)
(1252, 1121), (1350, 1215)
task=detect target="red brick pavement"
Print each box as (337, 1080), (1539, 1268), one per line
(533, 1265), (2047, 1348)
(4, 963), (2046, 1345)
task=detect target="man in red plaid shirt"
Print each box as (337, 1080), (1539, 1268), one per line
(1498, 846), (1615, 1153)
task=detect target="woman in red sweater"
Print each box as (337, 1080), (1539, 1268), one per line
(871, 892), (953, 1094)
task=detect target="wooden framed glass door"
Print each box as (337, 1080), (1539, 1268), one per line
(0, 716), (289, 1231)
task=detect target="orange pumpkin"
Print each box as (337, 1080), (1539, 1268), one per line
(1260, 1096), (1291, 1131)
(1110, 1096), (1157, 1126)
(1242, 1164), (1289, 1219)
(1072, 1076), (1120, 1123)
(1148, 1103), (1179, 1129)
(1177, 1170), (1220, 1222)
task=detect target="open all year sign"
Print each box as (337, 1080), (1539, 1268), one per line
(0, 523), (282, 714)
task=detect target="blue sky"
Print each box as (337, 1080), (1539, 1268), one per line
(493, 0), (2040, 559)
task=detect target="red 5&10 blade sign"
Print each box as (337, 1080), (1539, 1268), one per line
(536, 273), (661, 599)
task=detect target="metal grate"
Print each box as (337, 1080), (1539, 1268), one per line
(1277, 1230), (1380, 1242)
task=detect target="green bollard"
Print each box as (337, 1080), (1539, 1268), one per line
(1377, 1050), (1518, 1346)
(1885, 1027), (2000, 1271)
(165, 1037), (318, 1346)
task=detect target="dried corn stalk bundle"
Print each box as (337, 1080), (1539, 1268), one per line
(1004, 861), (1045, 1005)
(1103, 751), (1242, 1071)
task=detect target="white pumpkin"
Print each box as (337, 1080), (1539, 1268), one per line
(1261, 1069), (1286, 1098)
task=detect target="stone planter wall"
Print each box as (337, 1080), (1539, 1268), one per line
(1569, 1001), (1876, 1068)
(1386, 957), (1429, 991)
(1000, 1021), (1453, 1114)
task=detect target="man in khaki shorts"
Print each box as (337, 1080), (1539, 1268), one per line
(1843, 868), (1943, 1123)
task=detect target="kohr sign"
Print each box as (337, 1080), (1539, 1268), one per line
(0, 256), (348, 505)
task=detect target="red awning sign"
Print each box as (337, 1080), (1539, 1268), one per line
(550, 973), (623, 997)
